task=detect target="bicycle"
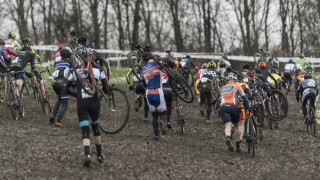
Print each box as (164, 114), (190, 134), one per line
(304, 95), (317, 135)
(6, 71), (24, 120)
(69, 46), (130, 134)
(33, 67), (52, 114)
(173, 94), (186, 135)
(240, 107), (258, 157)
(128, 45), (194, 103)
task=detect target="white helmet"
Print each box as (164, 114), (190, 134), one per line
(227, 72), (237, 81)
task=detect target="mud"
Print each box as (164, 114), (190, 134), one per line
(0, 86), (319, 179)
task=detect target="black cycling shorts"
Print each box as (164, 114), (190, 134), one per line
(77, 98), (100, 123)
(220, 105), (240, 124)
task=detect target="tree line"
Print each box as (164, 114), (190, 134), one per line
(2, 0), (320, 57)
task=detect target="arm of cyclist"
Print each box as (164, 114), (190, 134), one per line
(238, 86), (250, 109)
(65, 80), (77, 97)
(99, 70), (110, 94)
(31, 48), (42, 64)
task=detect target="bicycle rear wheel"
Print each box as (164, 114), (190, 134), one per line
(70, 50), (96, 95)
(266, 89), (288, 121)
(99, 87), (130, 134)
(170, 75), (194, 103)
(127, 51), (143, 81)
(247, 118), (256, 157)
(251, 92), (265, 126)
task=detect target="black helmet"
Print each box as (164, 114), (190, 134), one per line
(305, 73), (312, 79)
(78, 36), (87, 45)
(243, 64), (250, 70)
(0, 39), (5, 45)
(60, 49), (71, 58)
(142, 52), (152, 62)
(143, 45), (150, 52)
(22, 37), (31, 44)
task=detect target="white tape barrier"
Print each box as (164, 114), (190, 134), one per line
(32, 45), (320, 64)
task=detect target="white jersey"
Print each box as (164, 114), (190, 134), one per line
(284, 63), (295, 73)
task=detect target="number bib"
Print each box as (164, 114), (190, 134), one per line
(81, 86), (93, 98)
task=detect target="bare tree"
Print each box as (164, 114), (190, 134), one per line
(168, 0), (184, 51)
(9, 0), (30, 38)
(279, 0), (290, 56)
(132, 0), (142, 48)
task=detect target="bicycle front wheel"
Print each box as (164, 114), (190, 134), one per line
(266, 89), (288, 121)
(99, 87), (130, 134)
(170, 76), (194, 103)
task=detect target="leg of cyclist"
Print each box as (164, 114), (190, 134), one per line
(55, 98), (68, 125)
(15, 73), (24, 97)
(143, 96), (149, 122)
(199, 85), (206, 117)
(77, 106), (91, 166)
(234, 106), (245, 152)
(163, 87), (173, 129)
(89, 101), (103, 163)
(220, 105), (240, 152)
(51, 97), (62, 124)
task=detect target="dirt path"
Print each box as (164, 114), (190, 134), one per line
(0, 87), (319, 179)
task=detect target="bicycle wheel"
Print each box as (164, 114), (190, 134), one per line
(7, 80), (19, 120)
(251, 92), (265, 126)
(70, 50), (96, 95)
(266, 89), (288, 121)
(99, 87), (130, 134)
(24, 77), (31, 95)
(170, 75), (194, 103)
(127, 51), (143, 81)
(248, 118), (256, 157)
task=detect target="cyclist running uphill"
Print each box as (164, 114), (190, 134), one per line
(296, 73), (318, 122)
(180, 54), (198, 84)
(267, 68), (282, 89)
(10, 46), (36, 96)
(195, 63), (207, 102)
(5, 32), (21, 50)
(199, 61), (220, 123)
(49, 49), (72, 127)
(161, 58), (175, 129)
(141, 50), (167, 140)
(1, 39), (18, 101)
(255, 62), (277, 96)
(283, 59), (295, 92)
(295, 53), (312, 71)
(66, 36), (108, 166)
(242, 64), (256, 78)
(257, 50), (277, 70)
(126, 63), (149, 122)
(220, 72), (250, 152)
(217, 61), (228, 77)
(21, 37), (42, 64)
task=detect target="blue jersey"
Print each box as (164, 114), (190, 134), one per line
(141, 61), (162, 89)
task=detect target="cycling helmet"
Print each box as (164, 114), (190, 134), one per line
(0, 39), (5, 45)
(222, 56), (228, 60)
(201, 63), (207, 69)
(227, 72), (237, 81)
(58, 43), (66, 49)
(237, 73), (244, 80)
(78, 36), (87, 45)
(305, 73), (312, 79)
(243, 64), (250, 70)
(219, 61), (226, 68)
(60, 49), (71, 58)
(258, 62), (267, 68)
(22, 37), (31, 44)
(143, 45), (151, 52)
(142, 52), (152, 62)
(207, 61), (216, 69)
(264, 50), (270, 56)
(186, 54), (191, 58)
(288, 59), (294, 63)
(8, 32), (16, 38)
(299, 53), (305, 58)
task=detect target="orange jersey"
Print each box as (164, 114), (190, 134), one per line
(220, 83), (246, 106)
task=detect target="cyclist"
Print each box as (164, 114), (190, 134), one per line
(267, 68), (282, 89)
(180, 54), (198, 84)
(217, 61), (228, 77)
(161, 58), (175, 129)
(295, 53), (312, 70)
(141, 50), (167, 140)
(54, 43), (66, 63)
(66, 47), (109, 166)
(0, 39), (18, 100)
(296, 73), (318, 121)
(199, 61), (219, 123)
(126, 63), (149, 122)
(49, 49), (72, 127)
(220, 72), (250, 152)
(217, 56), (231, 69)
(243, 64), (256, 78)
(257, 50), (276, 70)
(21, 37), (42, 64)
(255, 62), (276, 96)
(283, 59), (295, 92)
(195, 63), (208, 102)
(9, 46), (36, 96)
(5, 32), (21, 50)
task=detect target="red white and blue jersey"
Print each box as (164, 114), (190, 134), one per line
(141, 61), (162, 89)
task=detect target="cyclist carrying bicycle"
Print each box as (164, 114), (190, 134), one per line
(255, 62), (277, 96)
(5, 32), (21, 50)
(216, 61), (228, 77)
(220, 72), (250, 152)
(21, 37), (42, 64)
(195, 63), (208, 102)
(295, 53), (312, 71)
(296, 73), (318, 122)
(54, 43), (66, 63)
(180, 54), (198, 84)
(66, 37), (109, 166)
(267, 68), (282, 89)
(141, 49), (167, 140)
(126, 63), (149, 122)
(199, 62), (220, 123)
(217, 56), (231, 69)
(49, 49), (72, 127)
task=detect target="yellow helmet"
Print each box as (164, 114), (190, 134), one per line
(207, 61), (216, 69)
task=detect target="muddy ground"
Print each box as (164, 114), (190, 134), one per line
(0, 85), (319, 180)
